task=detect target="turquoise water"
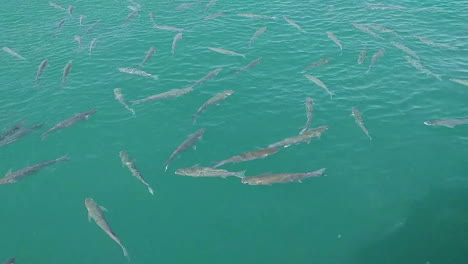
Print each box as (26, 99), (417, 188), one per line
(1, 0), (467, 263)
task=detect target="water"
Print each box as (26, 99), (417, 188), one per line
(1, 0), (467, 263)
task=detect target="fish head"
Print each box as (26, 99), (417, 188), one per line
(84, 198), (95, 208)
(241, 177), (263, 185)
(424, 121), (435, 126)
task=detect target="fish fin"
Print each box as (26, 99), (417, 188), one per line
(236, 170), (246, 178)
(88, 214), (92, 222)
(99, 205), (108, 212)
(148, 186), (154, 195)
(284, 145), (290, 148)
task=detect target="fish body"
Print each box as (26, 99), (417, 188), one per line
(114, 88), (135, 115)
(204, 11), (226, 20)
(175, 167), (245, 178)
(49, 2), (66, 11)
(405, 56), (442, 80)
(367, 24), (400, 38)
(351, 23), (384, 40)
(89, 38), (98, 54)
(1, 258), (16, 264)
(67, 5), (74, 17)
(176, 1), (201, 10)
(450, 79), (468, 86)
(299, 97), (314, 134)
(140, 46), (156, 67)
(236, 57), (263, 74)
(172, 33), (183, 55)
(124, 9), (140, 25)
(118, 67), (158, 80)
(367, 48), (385, 73)
(304, 58), (329, 71)
(207, 47), (245, 58)
(2, 46), (26, 60)
(79, 15), (85, 26)
(165, 128), (206, 171)
(87, 20), (100, 34)
(237, 13), (277, 19)
(391, 41), (419, 59)
(131, 87), (193, 105)
(35, 59), (49, 87)
(193, 90), (234, 122)
(283, 16), (305, 32)
(57, 19), (66, 31)
(205, 0), (217, 10)
(120, 151), (154, 195)
(0, 155), (68, 185)
(61, 60), (73, 87)
(0, 122), (26, 141)
(153, 25), (187, 32)
(188, 67), (223, 89)
(41, 110), (97, 139)
(74, 35), (82, 49)
(0, 123), (45, 148)
(268, 126), (328, 148)
(212, 147), (279, 168)
(85, 198), (129, 259)
(327, 32), (342, 51)
(424, 119), (468, 128)
(358, 46), (367, 64)
(304, 74), (334, 99)
(352, 107), (372, 140)
(416, 36), (456, 50)
(241, 168), (326, 185)
(249, 26), (267, 47)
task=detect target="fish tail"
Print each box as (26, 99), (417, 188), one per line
(236, 170), (246, 178)
(164, 164), (169, 172)
(121, 243), (130, 260)
(148, 186), (154, 195)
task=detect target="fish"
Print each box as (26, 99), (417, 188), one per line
(89, 38), (98, 54)
(120, 151), (154, 195)
(268, 126), (329, 148)
(283, 16), (305, 32)
(1, 258), (16, 264)
(327, 32), (342, 51)
(249, 26), (267, 47)
(358, 46), (367, 64)
(188, 67), (223, 89)
(74, 35), (82, 49)
(0, 155), (69, 185)
(0, 123), (45, 148)
(212, 147), (280, 168)
(193, 90), (234, 122)
(204, 11), (226, 20)
(351, 23), (384, 40)
(404, 56), (442, 81)
(79, 15), (85, 26)
(131, 87), (193, 105)
(49, 2), (67, 11)
(0, 122), (26, 141)
(237, 13), (277, 19)
(236, 57), (263, 74)
(35, 59), (49, 87)
(86, 20), (100, 34)
(176, 2), (201, 10)
(85, 198), (129, 260)
(415, 36), (456, 50)
(149, 12), (156, 25)
(391, 41), (419, 59)
(303, 58), (329, 71)
(207, 47), (245, 58)
(61, 60), (72, 87)
(367, 48), (385, 73)
(450, 79), (468, 87)
(241, 168), (326, 185)
(175, 167), (245, 178)
(124, 9), (140, 25)
(299, 97), (314, 134)
(304, 74), (334, 99)
(165, 128), (206, 171)
(117, 67), (158, 80)
(57, 19), (66, 31)
(172, 33), (183, 55)
(153, 25), (187, 32)
(352, 107), (372, 140)
(114, 88), (135, 115)
(41, 110), (97, 139)
(2, 46), (26, 60)
(367, 24), (400, 38)
(424, 119), (468, 128)
(67, 5), (74, 17)
(205, 0), (217, 11)
(139, 46), (156, 67)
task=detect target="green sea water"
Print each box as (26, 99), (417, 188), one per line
(1, 0), (467, 263)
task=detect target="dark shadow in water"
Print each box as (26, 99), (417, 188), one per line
(354, 182), (468, 264)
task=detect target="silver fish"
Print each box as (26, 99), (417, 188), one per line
(283, 16), (305, 32)
(358, 46), (367, 64)
(391, 41), (419, 59)
(86, 20), (100, 34)
(176, 1), (201, 10)
(204, 11), (226, 21)
(237, 13), (277, 19)
(249, 26), (267, 47)
(241, 168), (326, 185)
(236, 57), (263, 74)
(120, 151), (154, 195)
(140, 46), (156, 67)
(450, 79), (468, 87)
(367, 24), (400, 38)
(207, 47), (245, 58)
(67, 5), (74, 17)
(61, 60), (73, 87)
(176, 167), (245, 178)
(149, 12), (156, 25)
(212, 147), (280, 168)
(2, 258), (16, 264)
(35, 59), (48, 87)
(416, 36), (456, 50)
(299, 97), (314, 134)
(327, 32), (342, 51)
(49, 2), (66, 11)
(74, 35), (82, 49)
(205, 0), (217, 11)
(41, 110), (97, 139)
(193, 90), (234, 122)
(352, 107), (372, 140)
(172, 33), (183, 55)
(114, 88), (135, 115)
(2, 46), (26, 60)
(188, 67), (223, 89)
(89, 38), (98, 54)
(165, 128), (206, 171)
(351, 23), (384, 40)
(304, 74), (334, 99)
(367, 48), (385, 73)
(424, 119), (468, 128)
(303, 58), (329, 71)
(0, 123), (44, 148)
(405, 56), (442, 81)
(153, 25), (187, 32)
(57, 19), (66, 31)
(79, 15), (85, 26)
(0, 155), (69, 185)
(124, 9), (140, 25)
(85, 198), (129, 260)
(268, 126), (329, 148)
(118, 67), (158, 80)
(131, 87), (193, 105)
